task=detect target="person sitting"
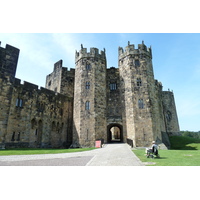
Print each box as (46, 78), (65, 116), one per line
(151, 141), (158, 156)
(146, 141), (159, 158)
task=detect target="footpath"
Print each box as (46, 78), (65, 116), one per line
(86, 143), (144, 166)
(0, 143), (144, 166)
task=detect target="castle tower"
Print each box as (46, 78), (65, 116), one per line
(0, 43), (20, 148)
(119, 41), (162, 147)
(0, 42), (20, 81)
(73, 45), (107, 147)
(162, 91), (180, 135)
(45, 60), (75, 98)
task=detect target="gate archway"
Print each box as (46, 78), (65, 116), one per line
(107, 124), (123, 143)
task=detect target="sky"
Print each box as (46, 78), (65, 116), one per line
(0, 33), (200, 132)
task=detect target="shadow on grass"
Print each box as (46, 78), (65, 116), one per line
(155, 157), (167, 159)
(147, 157), (167, 160)
(169, 136), (200, 150)
(171, 147), (198, 150)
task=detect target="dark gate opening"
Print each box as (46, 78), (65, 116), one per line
(107, 124), (123, 143)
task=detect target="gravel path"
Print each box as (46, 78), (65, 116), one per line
(0, 143), (144, 166)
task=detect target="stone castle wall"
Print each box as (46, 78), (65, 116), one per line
(0, 41), (180, 149)
(0, 75), (13, 148)
(0, 75), (73, 148)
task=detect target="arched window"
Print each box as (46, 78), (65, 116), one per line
(52, 121), (56, 131)
(31, 118), (37, 129)
(11, 132), (15, 141)
(17, 132), (20, 141)
(85, 101), (90, 110)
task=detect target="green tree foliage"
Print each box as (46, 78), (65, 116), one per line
(180, 131), (200, 139)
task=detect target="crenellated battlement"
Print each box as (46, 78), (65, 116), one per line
(13, 78), (61, 96)
(62, 67), (75, 77)
(75, 44), (106, 63)
(14, 78), (39, 91)
(118, 41), (152, 60)
(0, 42), (20, 53)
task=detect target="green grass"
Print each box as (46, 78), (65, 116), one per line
(169, 135), (200, 150)
(133, 136), (200, 166)
(133, 149), (200, 166)
(0, 147), (96, 156)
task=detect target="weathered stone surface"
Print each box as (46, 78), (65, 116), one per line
(0, 41), (180, 149)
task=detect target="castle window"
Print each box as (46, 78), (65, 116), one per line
(166, 111), (172, 121)
(86, 82), (90, 89)
(11, 132), (15, 141)
(137, 78), (142, 86)
(17, 132), (20, 141)
(135, 60), (140, 67)
(110, 83), (117, 91)
(87, 129), (89, 140)
(16, 98), (23, 107)
(138, 99), (144, 109)
(86, 64), (91, 70)
(85, 101), (90, 110)
(38, 102), (45, 112)
(60, 108), (63, 116)
(48, 81), (51, 86)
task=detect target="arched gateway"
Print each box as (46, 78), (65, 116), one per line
(107, 124), (123, 143)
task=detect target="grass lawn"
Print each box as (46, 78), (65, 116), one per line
(133, 136), (200, 166)
(0, 147), (96, 156)
(133, 149), (200, 166)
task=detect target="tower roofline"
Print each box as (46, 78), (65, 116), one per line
(75, 44), (106, 63)
(0, 42), (20, 53)
(118, 41), (152, 60)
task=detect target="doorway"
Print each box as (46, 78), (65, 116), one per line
(107, 124), (123, 143)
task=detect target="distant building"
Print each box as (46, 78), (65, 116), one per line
(0, 41), (180, 149)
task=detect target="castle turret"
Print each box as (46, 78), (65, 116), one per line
(162, 91), (180, 136)
(119, 41), (162, 147)
(45, 60), (75, 98)
(0, 42), (20, 81)
(73, 45), (107, 147)
(0, 43), (20, 148)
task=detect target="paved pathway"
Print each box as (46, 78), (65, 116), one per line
(0, 143), (144, 166)
(86, 143), (144, 166)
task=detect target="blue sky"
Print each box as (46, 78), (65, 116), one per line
(0, 33), (200, 131)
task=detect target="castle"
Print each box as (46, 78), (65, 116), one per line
(0, 41), (180, 149)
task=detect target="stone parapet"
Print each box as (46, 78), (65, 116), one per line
(75, 45), (106, 63)
(118, 41), (152, 60)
